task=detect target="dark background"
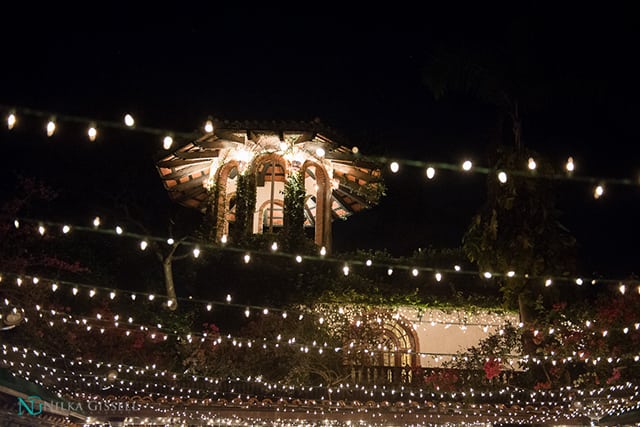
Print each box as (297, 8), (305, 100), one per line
(1, 7), (639, 278)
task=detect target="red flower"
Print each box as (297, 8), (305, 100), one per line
(483, 358), (502, 380)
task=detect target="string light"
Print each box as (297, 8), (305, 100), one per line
(594, 184), (604, 199)
(389, 162), (400, 173)
(426, 167), (436, 179)
(204, 118), (214, 133)
(162, 135), (173, 150)
(87, 125), (97, 142)
(46, 119), (56, 137)
(124, 113), (135, 127)
(566, 156), (575, 172)
(527, 157), (537, 170)
(462, 160), (472, 171)
(497, 171), (508, 183)
(7, 112), (16, 129)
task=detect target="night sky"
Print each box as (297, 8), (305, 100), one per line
(1, 8), (639, 278)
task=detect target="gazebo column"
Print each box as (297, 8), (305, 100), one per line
(314, 169), (332, 253)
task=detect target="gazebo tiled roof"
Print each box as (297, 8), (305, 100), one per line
(156, 119), (384, 222)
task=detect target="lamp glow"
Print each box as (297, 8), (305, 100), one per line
(426, 167), (435, 179)
(527, 157), (537, 170)
(497, 171), (508, 183)
(204, 119), (214, 133)
(7, 113), (16, 129)
(462, 160), (472, 171)
(566, 156), (575, 172)
(390, 162), (399, 173)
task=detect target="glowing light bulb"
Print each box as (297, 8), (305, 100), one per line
(271, 242), (278, 251)
(220, 234), (227, 244)
(46, 120), (56, 137)
(343, 265), (349, 276)
(243, 254), (251, 263)
(109, 292), (116, 300)
(72, 287), (78, 296)
(497, 171), (508, 183)
(411, 268), (419, 277)
(124, 114), (135, 127)
(483, 272), (492, 279)
(545, 278), (553, 287)
(7, 113), (16, 129)
(320, 247), (326, 256)
(594, 185), (604, 199)
(93, 216), (100, 227)
(192, 247), (200, 258)
(390, 162), (399, 173)
(88, 126), (97, 142)
(206, 304), (212, 311)
(315, 147), (325, 157)
(62, 225), (70, 234)
(115, 226), (123, 235)
(140, 241), (148, 250)
(226, 294), (231, 303)
(435, 272), (442, 282)
(204, 119), (214, 133)
(462, 160), (472, 171)
(619, 284), (626, 295)
(575, 278), (583, 285)
(507, 271), (515, 277)
(426, 167), (435, 179)
(295, 255), (302, 263)
(566, 156), (575, 172)
(387, 268), (393, 276)
(13, 219), (19, 228)
(262, 308), (269, 315)
(167, 238), (174, 245)
(51, 283), (58, 292)
(89, 289), (96, 298)
(454, 265), (461, 271)
(163, 136), (173, 150)
(38, 225), (45, 235)
(244, 308), (250, 317)
(365, 259), (372, 267)
(527, 157), (537, 170)
(148, 294), (155, 301)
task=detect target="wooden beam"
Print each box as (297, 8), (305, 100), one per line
(196, 139), (242, 150)
(160, 164), (209, 180)
(174, 151), (219, 160)
(332, 163), (383, 183)
(157, 158), (210, 168)
(167, 175), (208, 193)
(333, 187), (371, 209)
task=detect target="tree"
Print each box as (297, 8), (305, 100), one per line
(422, 30), (576, 324)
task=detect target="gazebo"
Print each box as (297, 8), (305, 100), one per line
(156, 119), (384, 251)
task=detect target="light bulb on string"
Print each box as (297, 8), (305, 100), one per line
(92, 217), (100, 228)
(295, 255), (302, 263)
(162, 135), (173, 150)
(243, 253), (251, 263)
(594, 185), (604, 199)
(497, 171), (508, 183)
(115, 226), (123, 235)
(387, 268), (393, 276)
(204, 118), (214, 133)
(411, 268), (419, 277)
(244, 308), (250, 318)
(576, 278), (583, 285)
(220, 234), (227, 244)
(390, 162), (400, 173)
(62, 225), (70, 234)
(426, 167), (436, 179)
(342, 265), (349, 276)
(139, 240), (148, 251)
(87, 125), (97, 142)
(528, 157), (537, 170)
(124, 114), (135, 127)
(225, 294), (231, 303)
(46, 119), (56, 137)
(319, 247), (326, 256)
(462, 160), (473, 171)
(566, 157), (575, 172)
(192, 247), (200, 258)
(271, 242), (278, 251)
(7, 112), (16, 129)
